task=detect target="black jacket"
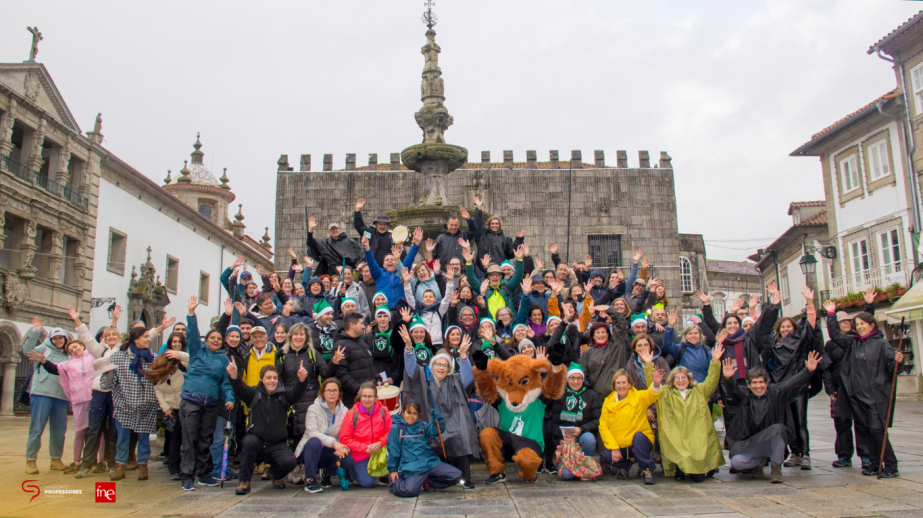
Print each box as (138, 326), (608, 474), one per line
(354, 211), (395, 267)
(278, 344), (336, 423)
(333, 328), (378, 405)
(230, 376), (307, 444)
(548, 383), (602, 443)
(469, 208), (523, 268)
(307, 231), (364, 277)
(432, 224), (474, 266)
(364, 322), (406, 387)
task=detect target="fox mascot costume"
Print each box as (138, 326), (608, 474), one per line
(471, 348), (567, 482)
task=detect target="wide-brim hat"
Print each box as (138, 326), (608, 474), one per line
(486, 265), (503, 275)
(328, 222), (342, 230)
(374, 214), (390, 224)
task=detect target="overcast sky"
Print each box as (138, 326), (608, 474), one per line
(4, 1), (920, 262)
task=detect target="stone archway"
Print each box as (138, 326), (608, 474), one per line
(0, 322), (23, 416)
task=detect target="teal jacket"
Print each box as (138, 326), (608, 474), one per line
(465, 258), (524, 317)
(386, 410), (445, 477)
(24, 328), (70, 401)
(181, 314), (234, 404)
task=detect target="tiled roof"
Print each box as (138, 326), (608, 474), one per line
(798, 211), (828, 226)
(790, 90), (899, 156)
(748, 210), (828, 265)
(790, 200), (825, 208)
(706, 260), (759, 276)
(868, 10), (923, 54)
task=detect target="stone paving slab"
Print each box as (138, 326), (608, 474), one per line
(0, 395), (921, 517)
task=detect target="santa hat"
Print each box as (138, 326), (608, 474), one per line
(313, 300), (334, 318)
(341, 297), (357, 308)
(409, 315), (427, 333)
(374, 306), (391, 318)
(479, 317), (496, 329)
(741, 316), (755, 326)
(566, 362), (585, 378)
(444, 325), (461, 340)
(630, 314), (648, 328)
(546, 315), (562, 326)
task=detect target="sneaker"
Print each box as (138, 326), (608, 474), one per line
(862, 467), (880, 476)
(528, 472), (539, 484)
(782, 455), (801, 468)
(462, 480), (475, 489)
(223, 468), (239, 480)
(93, 461), (109, 474)
(319, 471), (332, 488)
(831, 458), (852, 468)
(800, 456), (812, 470)
(235, 481), (251, 495)
(486, 472), (506, 485)
(198, 476), (219, 487)
(641, 468), (655, 485)
(615, 468), (629, 480)
(861, 458), (872, 470)
(75, 468), (93, 479)
(880, 468), (900, 479)
(770, 462), (783, 484)
(545, 462), (558, 475)
(170, 473), (182, 481)
(182, 480), (196, 491)
(304, 479), (323, 493)
(63, 462), (79, 474)
(378, 475), (390, 486)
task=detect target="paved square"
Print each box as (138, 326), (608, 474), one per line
(2, 394), (920, 518)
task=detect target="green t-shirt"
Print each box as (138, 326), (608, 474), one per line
(499, 398), (547, 450)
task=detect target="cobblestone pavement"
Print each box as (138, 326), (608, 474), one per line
(1, 394), (921, 518)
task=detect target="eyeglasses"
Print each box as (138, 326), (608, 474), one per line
(360, 395), (377, 399)
(432, 363), (449, 369)
(673, 376), (688, 381)
(324, 389), (339, 394)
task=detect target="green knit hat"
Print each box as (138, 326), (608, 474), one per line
(566, 362), (585, 378)
(409, 315), (427, 332)
(313, 299), (333, 317)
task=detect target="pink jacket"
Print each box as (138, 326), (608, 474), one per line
(339, 401), (392, 462)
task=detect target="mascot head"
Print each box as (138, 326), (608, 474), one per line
(486, 355), (562, 413)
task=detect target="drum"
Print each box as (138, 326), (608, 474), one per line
(391, 225), (409, 243)
(377, 383), (401, 415)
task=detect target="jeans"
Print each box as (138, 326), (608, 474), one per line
(114, 419), (150, 465)
(80, 391), (115, 470)
(179, 400), (217, 481)
(209, 415), (228, 477)
(347, 457), (376, 488)
(389, 462), (462, 497)
(558, 432), (597, 480)
(601, 431), (654, 472)
(26, 394), (69, 461)
(302, 438), (355, 479)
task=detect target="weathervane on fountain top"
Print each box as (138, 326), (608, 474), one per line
(422, 0), (437, 29)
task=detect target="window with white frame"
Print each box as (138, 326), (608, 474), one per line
(780, 274), (790, 302)
(911, 62), (923, 116)
(879, 228), (902, 273)
(828, 263), (835, 280)
(840, 155), (860, 193)
(679, 256), (693, 293)
(849, 237), (871, 277)
(868, 140), (891, 181)
(712, 300), (726, 321)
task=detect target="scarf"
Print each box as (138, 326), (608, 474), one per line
(723, 328), (747, 380)
(413, 342), (432, 365)
(129, 343), (155, 382)
(371, 329), (394, 359)
(561, 387), (587, 422)
(481, 340), (498, 360)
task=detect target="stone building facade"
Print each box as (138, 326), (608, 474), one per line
(274, 150), (686, 303)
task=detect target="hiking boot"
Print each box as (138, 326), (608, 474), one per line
(831, 458), (852, 468)
(93, 461), (109, 473)
(125, 460), (138, 471)
(50, 458), (68, 471)
(615, 468), (629, 480)
(137, 463), (148, 480)
(861, 458), (871, 470)
(235, 481), (251, 495)
(304, 479), (323, 493)
(26, 460), (39, 474)
(75, 468), (93, 478)
(110, 463), (126, 481)
(752, 458), (767, 479)
(272, 479), (286, 490)
(862, 466), (880, 476)
(800, 456), (812, 470)
(770, 462), (783, 484)
(486, 472), (506, 485)
(880, 468), (900, 479)
(63, 462), (79, 474)
(642, 468), (655, 485)
(782, 455), (801, 468)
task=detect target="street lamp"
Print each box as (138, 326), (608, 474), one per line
(799, 253), (818, 275)
(107, 302), (116, 319)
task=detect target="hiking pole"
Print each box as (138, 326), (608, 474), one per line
(426, 384), (447, 458)
(878, 316), (904, 479)
(220, 420), (231, 488)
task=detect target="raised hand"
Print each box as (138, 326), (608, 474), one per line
(802, 286), (814, 304)
(26, 350), (46, 364)
(481, 254), (492, 270)
(432, 259), (441, 274)
(413, 226), (423, 245)
(303, 256), (314, 269)
(521, 276), (533, 295)
(638, 347), (654, 365)
(535, 346), (547, 362)
(163, 349), (182, 360)
(459, 207), (470, 220)
(227, 358), (239, 379)
(730, 298), (743, 314)
(459, 334), (471, 359)
(715, 328), (728, 345)
(652, 367), (666, 386)
(232, 255), (246, 269)
(768, 281), (782, 305)
(549, 242), (558, 254)
(864, 286), (876, 305)
(297, 360), (308, 382)
(805, 350), (822, 372)
(425, 238), (436, 253)
(444, 265), (454, 281)
(517, 230), (525, 239)
(648, 278), (661, 289)
(257, 264), (265, 276)
(534, 258), (544, 272)
(526, 327), (535, 339)
(391, 242), (404, 259)
(473, 195), (483, 208)
(355, 198), (366, 211)
(615, 268), (624, 281)
(234, 301), (246, 315)
(292, 263), (304, 273)
(480, 282), (489, 296)
(159, 315), (177, 332)
(112, 304), (122, 322)
(695, 290), (710, 304)
(397, 326), (413, 349)
(450, 289), (459, 306)
(282, 300), (294, 317)
(514, 244), (525, 260)
(400, 306), (413, 323)
(224, 298), (234, 315)
(270, 276), (281, 292)
(401, 267), (412, 284)
(476, 295), (486, 308)
(523, 244), (530, 257)
(641, 256), (650, 269)
(712, 341), (725, 362)
(749, 293), (760, 310)
(361, 235), (370, 251)
(331, 346), (346, 365)
(457, 237), (470, 250)
(585, 254), (593, 267)
(632, 249), (643, 263)
(722, 358), (737, 379)
(462, 247), (475, 264)
(307, 216), (317, 232)
(67, 305), (81, 325)
(822, 300), (836, 314)
(288, 248), (297, 260)
(668, 309), (678, 328)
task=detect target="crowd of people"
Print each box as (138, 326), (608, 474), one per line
(19, 196), (905, 497)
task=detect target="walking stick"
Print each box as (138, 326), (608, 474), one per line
(426, 383), (448, 458)
(220, 421), (232, 488)
(878, 316), (904, 479)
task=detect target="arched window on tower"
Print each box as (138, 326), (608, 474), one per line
(679, 256), (693, 293)
(198, 203), (212, 220)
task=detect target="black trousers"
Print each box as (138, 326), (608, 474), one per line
(238, 434), (297, 483)
(80, 390), (116, 470)
(856, 416), (898, 472)
(788, 391), (810, 456)
(179, 400), (218, 481)
(443, 454), (471, 484)
(834, 417), (869, 460)
(166, 411), (183, 475)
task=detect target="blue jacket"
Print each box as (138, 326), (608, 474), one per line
(662, 327), (713, 383)
(365, 243), (419, 308)
(182, 314), (234, 404)
(386, 410), (445, 477)
(23, 328), (70, 400)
